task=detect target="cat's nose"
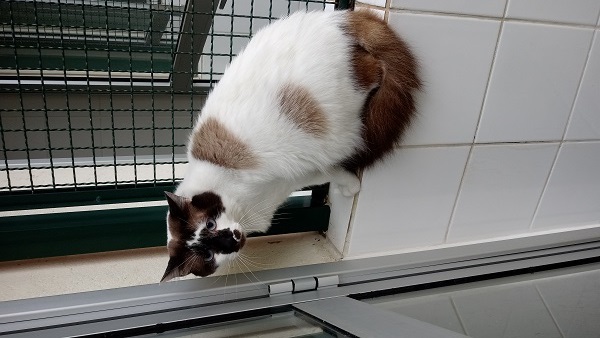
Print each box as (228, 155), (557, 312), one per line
(233, 229), (242, 242)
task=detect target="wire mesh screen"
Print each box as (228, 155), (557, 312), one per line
(0, 0), (337, 193)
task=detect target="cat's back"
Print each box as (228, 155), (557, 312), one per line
(191, 10), (420, 176)
(215, 11), (350, 97)
(196, 11), (365, 174)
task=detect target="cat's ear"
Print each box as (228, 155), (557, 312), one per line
(160, 255), (192, 283)
(165, 191), (187, 218)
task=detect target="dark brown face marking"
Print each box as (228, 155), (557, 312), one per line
(190, 117), (258, 169)
(161, 191), (245, 282)
(278, 83), (328, 136)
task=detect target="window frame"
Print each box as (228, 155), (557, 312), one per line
(0, 227), (598, 337)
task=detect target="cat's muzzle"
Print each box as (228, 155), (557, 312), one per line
(213, 229), (246, 254)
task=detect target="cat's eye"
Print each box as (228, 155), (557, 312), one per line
(204, 251), (214, 262)
(206, 218), (217, 230)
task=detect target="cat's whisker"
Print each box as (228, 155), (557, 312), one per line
(236, 256), (263, 285)
(170, 254), (196, 280)
(222, 259), (233, 303)
(239, 200), (285, 225)
(205, 273), (225, 289)
(237, 255), (268, 271)
(239, 255), (273, 268)
(240, 208), (291, 228)
(174, 215), (195, 228)
(238, 199), (278, 225)
(233, 259), (262, 292)
(238, 252), (265, 259)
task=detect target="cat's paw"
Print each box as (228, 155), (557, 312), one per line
(338, 176), (361, 197)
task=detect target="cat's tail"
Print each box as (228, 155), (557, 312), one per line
(342, 10), (421, 173)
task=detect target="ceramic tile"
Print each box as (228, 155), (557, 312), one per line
(388, 13), (500, 145)
(566, 34), (600, 140)
(452, 282), (562, 338)
(536, 269), (600, 338)
(447, 143), (557, 243)
(354, 6), (385, 20)
(532, 141), (600, 230)
(374, 295), (467, 335)
(347, 146), (469, 256)
(356, 0), (386, 8)
(391, 0), (506, 17)
(477, 22), (593, 143)
(507, 0), (600, 25)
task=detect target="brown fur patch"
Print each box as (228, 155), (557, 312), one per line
(278, 83), (328, 136)
(191, 117), (258, 169)
(351, 44), (383, 91)
(341, 10), (421, 173)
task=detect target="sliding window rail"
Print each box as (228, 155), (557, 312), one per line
(1, 226), (598, 337)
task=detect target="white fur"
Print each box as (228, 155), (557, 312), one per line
(176, 11), (369, 234)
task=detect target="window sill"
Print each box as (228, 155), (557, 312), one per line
(0, 232), (341, 302)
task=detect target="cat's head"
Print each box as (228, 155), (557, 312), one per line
(161, 191), (246, 282)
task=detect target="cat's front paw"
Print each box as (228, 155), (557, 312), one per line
(338, 176), (361, 197)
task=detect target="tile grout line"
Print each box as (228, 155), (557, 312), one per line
(528, 28), (597, 231)
(449, 296), (470, 336)
(534, 284), (567, 338)
(388, 8), (599, 29)
(442, 0), (509, 244)
(389, 139), (600, 152)
(384, 0), (391, 22)
(341, 168), (364, 257)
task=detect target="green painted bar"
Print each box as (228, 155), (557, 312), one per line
(0, 204), (330, 261)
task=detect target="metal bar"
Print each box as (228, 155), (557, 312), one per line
(294, 297), (468, 338)
(0, 231), (598, 336)
(145, 6), (170, 45)
(56, 0), (78, 190)
(0, 204), (329, 261)
(171, 0), (219, 91)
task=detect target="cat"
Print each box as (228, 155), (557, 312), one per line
(161, 9), (420, 282)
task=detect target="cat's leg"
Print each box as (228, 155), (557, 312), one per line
(330, 168), (361, 197)
(296, 168), (360, 197)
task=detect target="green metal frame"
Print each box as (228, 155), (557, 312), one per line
(0, 184), (330, 261)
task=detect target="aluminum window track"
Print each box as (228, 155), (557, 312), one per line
(1, 226), (599, 337)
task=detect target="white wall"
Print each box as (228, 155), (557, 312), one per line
(341, 1), (600, 257)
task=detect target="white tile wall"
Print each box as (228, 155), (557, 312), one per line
(347, 146), (469, 256)
(566, 34), (600, 140)
(388, 13), (500, 145)
(391, 0), (507, 17)
(346, 2), (600, 257)
(356, 0), (386, 8)
(447, 143), (557, 242)
(506, 0), (600, 25)
(476, 22), (593, 143)
(532, 141), (600, 230)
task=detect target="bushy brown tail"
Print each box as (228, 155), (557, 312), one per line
(342, 10), (421, 173)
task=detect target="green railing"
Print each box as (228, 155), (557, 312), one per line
(0, 0), (351, 261)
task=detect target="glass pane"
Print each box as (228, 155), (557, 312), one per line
(363, 263), (600, 338)
(135, 311), (339, 338)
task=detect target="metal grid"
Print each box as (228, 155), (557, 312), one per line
(0, 0), (337, 193)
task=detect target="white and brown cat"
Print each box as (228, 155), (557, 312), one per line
(161, 10), (420, 282)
